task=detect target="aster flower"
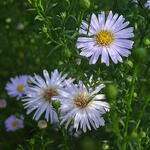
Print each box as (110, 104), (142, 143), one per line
(5, 75), (30, 100)
(55, 81), (109, 132)
(77, 11), (134, 66)
(145, 0), (150, 9)
(5, 115), (24, 131)
(0, 99), (7, 108)
(22, 69), (73, 123)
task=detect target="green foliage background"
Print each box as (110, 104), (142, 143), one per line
(0, 0), (150, 150)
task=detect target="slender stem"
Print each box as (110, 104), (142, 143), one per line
(110, 104), (123, 150)
(122, 65), (138, 150)
(62, 128), (70, 150)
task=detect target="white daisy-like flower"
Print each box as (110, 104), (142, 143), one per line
(5, 75), (30, 100)
(77, 11), (134, 66)
(54, 81), (109, 132)
(145, 0), (150, 9)
(22, 69), (73, 123)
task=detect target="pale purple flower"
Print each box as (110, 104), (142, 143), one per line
(145, 0), (150, 9)
(5, 115), (24, 131)
(77, 11), (134, 66)
(17, 23), (24, 30)
(5, 75), (30, 100)
(22, 69), (73, 123)
(0, 99), (7, 108)
(54, 81), (109, 132)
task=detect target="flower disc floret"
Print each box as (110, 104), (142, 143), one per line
(96, 30), (114, 46)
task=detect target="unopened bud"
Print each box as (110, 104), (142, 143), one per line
(133, 47), (148, 63)
(60, 12), (66, 19)
(143, 38), (150, 46)
(42, 26), (48, 33)
(75, 58), (81, 65)
(105, 84), (118, 99)
(125, 60), (133, 68)
(0, 99), (7, 108)
(79, 0), (91, 9)
(130, 132), (138, 139)
(6, 18), (12, 23)
(126, 76), (132, 82)
(38, 120), (47, 129)
(139, 131), (146, 138)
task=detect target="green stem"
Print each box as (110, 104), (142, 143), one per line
(123, 65), (138, 150)
(62, 128), (70, 150)
(111, 104), (123, 150)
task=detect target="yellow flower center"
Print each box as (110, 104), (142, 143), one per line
(12, 121), (19, 127)
(74, 93), (89, 108)
(17, 85), (26, 93)
(96, 30), (114, 46)
(43, 89), (58, 102)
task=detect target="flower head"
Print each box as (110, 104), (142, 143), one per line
(77, 11), (134, 66)
(22, 69), (73, 123)
(55, 81), (109, 132)
(0, 99), (7, 108)
(5, 75), (30, 100)
(145, 0), (150, 9)
(5, 115), (24, 131)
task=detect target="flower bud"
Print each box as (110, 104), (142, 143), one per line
(133, 47), (148, 63)
(0, 99), (7, 108)
(5, 18), (12, 23)
(105, 84), (118, 99)
(60, 12), (66, 19)
(125, 60), (133, 68)
(80, 137), (96, 150)
(42, 26), (48, 33)
(130, 132), (138, 139)
(38, 120), (47, 129)
(75, 58), (81, 65)
(102, 143), (109, 150)
(79, 0), (91, 9)
(64, 49), (72, 58)
(133, 92), (137, 98)
(143, 38), (150, 46)
(139, 131), (146, 138)
(126, 76), (132, 83)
